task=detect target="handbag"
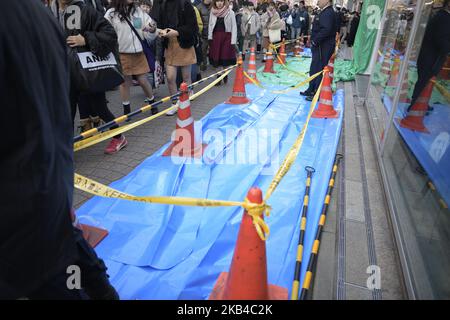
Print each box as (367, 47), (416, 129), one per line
(124, 16), (156, 72)
(268, 28), (281, 43)
(70, 48), (124, 93)
(154, 60), (164, 88)
(286, 14), (293, 25)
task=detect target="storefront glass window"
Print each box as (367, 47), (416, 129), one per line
(367, 0), (450, 299)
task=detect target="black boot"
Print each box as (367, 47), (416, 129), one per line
(215, 75), (222, 86)
(123, 104), (131, 116)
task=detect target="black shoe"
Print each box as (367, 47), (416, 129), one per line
(300, 90), (312, 96)
(305, 95), (314, 101)
(215, 75), (222, 86)
(151, 107), (159, 115)
(224, 75), (228, 84)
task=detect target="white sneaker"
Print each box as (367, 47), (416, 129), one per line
(166, 103), (178, 116)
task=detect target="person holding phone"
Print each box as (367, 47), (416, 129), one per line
(105, 0), (159, 117)
(151, 0), (199, 116)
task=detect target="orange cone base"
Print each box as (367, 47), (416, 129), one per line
(396, 118), (429, 133)
(225, 96), (251, 105)
(312, 109), (339, 119)
(209, 272), (288, 300)
(163, 142), (208, 158)
(80, 224), (109, 248)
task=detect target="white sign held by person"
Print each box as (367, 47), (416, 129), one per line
(77, 52), (118, 70)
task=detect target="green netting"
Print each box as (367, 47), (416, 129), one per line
(257, 56), (311, 87)
(334, 0), (386, 82)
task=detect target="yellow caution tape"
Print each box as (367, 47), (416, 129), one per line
(74, 172), (271, 240)
(74, 69), (232, 152)
(432, 80), (450, 104)
(271, 46), (308, 78)
(264, 76), (323, 201)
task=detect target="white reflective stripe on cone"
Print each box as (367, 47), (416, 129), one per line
(416, 97), (430, 104)
(177, 117), (194, 128)
(321, 86), (332, 92)
(319, 99), (333, 106)
(232, 92), (247, 97)
(407, 110), (426, 117)
(178, 99), (190, 110)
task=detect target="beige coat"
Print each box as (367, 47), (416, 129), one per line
(261, 11), (283, 38)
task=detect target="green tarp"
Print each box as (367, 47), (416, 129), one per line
(334, 0), (386, 82)
(257, 56), (311, 87)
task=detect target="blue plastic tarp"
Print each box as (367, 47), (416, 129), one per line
(77, 84), (344, 299)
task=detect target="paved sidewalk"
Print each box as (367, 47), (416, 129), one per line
(73, 65), (240, 208)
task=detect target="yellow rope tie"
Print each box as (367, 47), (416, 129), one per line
(243, 198), (272, 241)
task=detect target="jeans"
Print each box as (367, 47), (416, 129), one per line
(291, 27), (301, 40)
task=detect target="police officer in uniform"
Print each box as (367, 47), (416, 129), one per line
(301, 0), (337, 101)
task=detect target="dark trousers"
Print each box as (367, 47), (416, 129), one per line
(307, 41), (335, 93)
(27, 228), (119, 300)
(410, 54), (445, 107)
(71, 91), (120, 136)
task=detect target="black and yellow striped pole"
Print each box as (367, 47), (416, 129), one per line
(291, 166), (315, 300)
(300, 154), (343, 300)
(73, 65), (237, 143)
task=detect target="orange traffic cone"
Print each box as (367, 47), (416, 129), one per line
(293, 40), (301, 57)
(438, 56), (450, 80)
(399, 72), (411, 103)
(163, 82), (207, 157)
(245, 47), (259, 84)
(276, 39), (286, 64)
(398, 77), (435, 133)
(380, 50), (392, 76)
(226, 56), (251, 105)
(327, 54), (335, 81)
(312, 67), (339, 119)
(387, 55), (401, 86)
(263, 51), (276, 73)
(70, 208), (108, 248)
(209, 187), (288, 300)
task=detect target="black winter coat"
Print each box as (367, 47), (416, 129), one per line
(151, 0), (199, 49)
(51, 0), (118, 92)
(0, 0), (77, 298)
(51, 0), (117, 58)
